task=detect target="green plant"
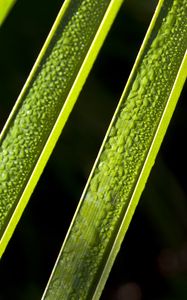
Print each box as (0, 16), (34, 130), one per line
(0, 0), (186, 299)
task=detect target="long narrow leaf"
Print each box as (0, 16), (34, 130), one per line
(42, 0), (187, 299)
(0, 0), (16, 26)
(0, 0), (124, 257)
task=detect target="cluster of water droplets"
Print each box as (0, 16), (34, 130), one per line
(43, 1), (187, 299)
(0, 0), (110, 232)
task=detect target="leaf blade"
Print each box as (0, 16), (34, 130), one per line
(0, 0), (16, 26)
(41, 0), (187, 299)
(0, 0), (124, 257)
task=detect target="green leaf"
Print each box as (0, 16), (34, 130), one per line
(41, 0), (187, 299)
(0, 0), (16, 26)
(0, 0), (124, 257)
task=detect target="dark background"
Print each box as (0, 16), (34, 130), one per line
(0, 0), (187, 299)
